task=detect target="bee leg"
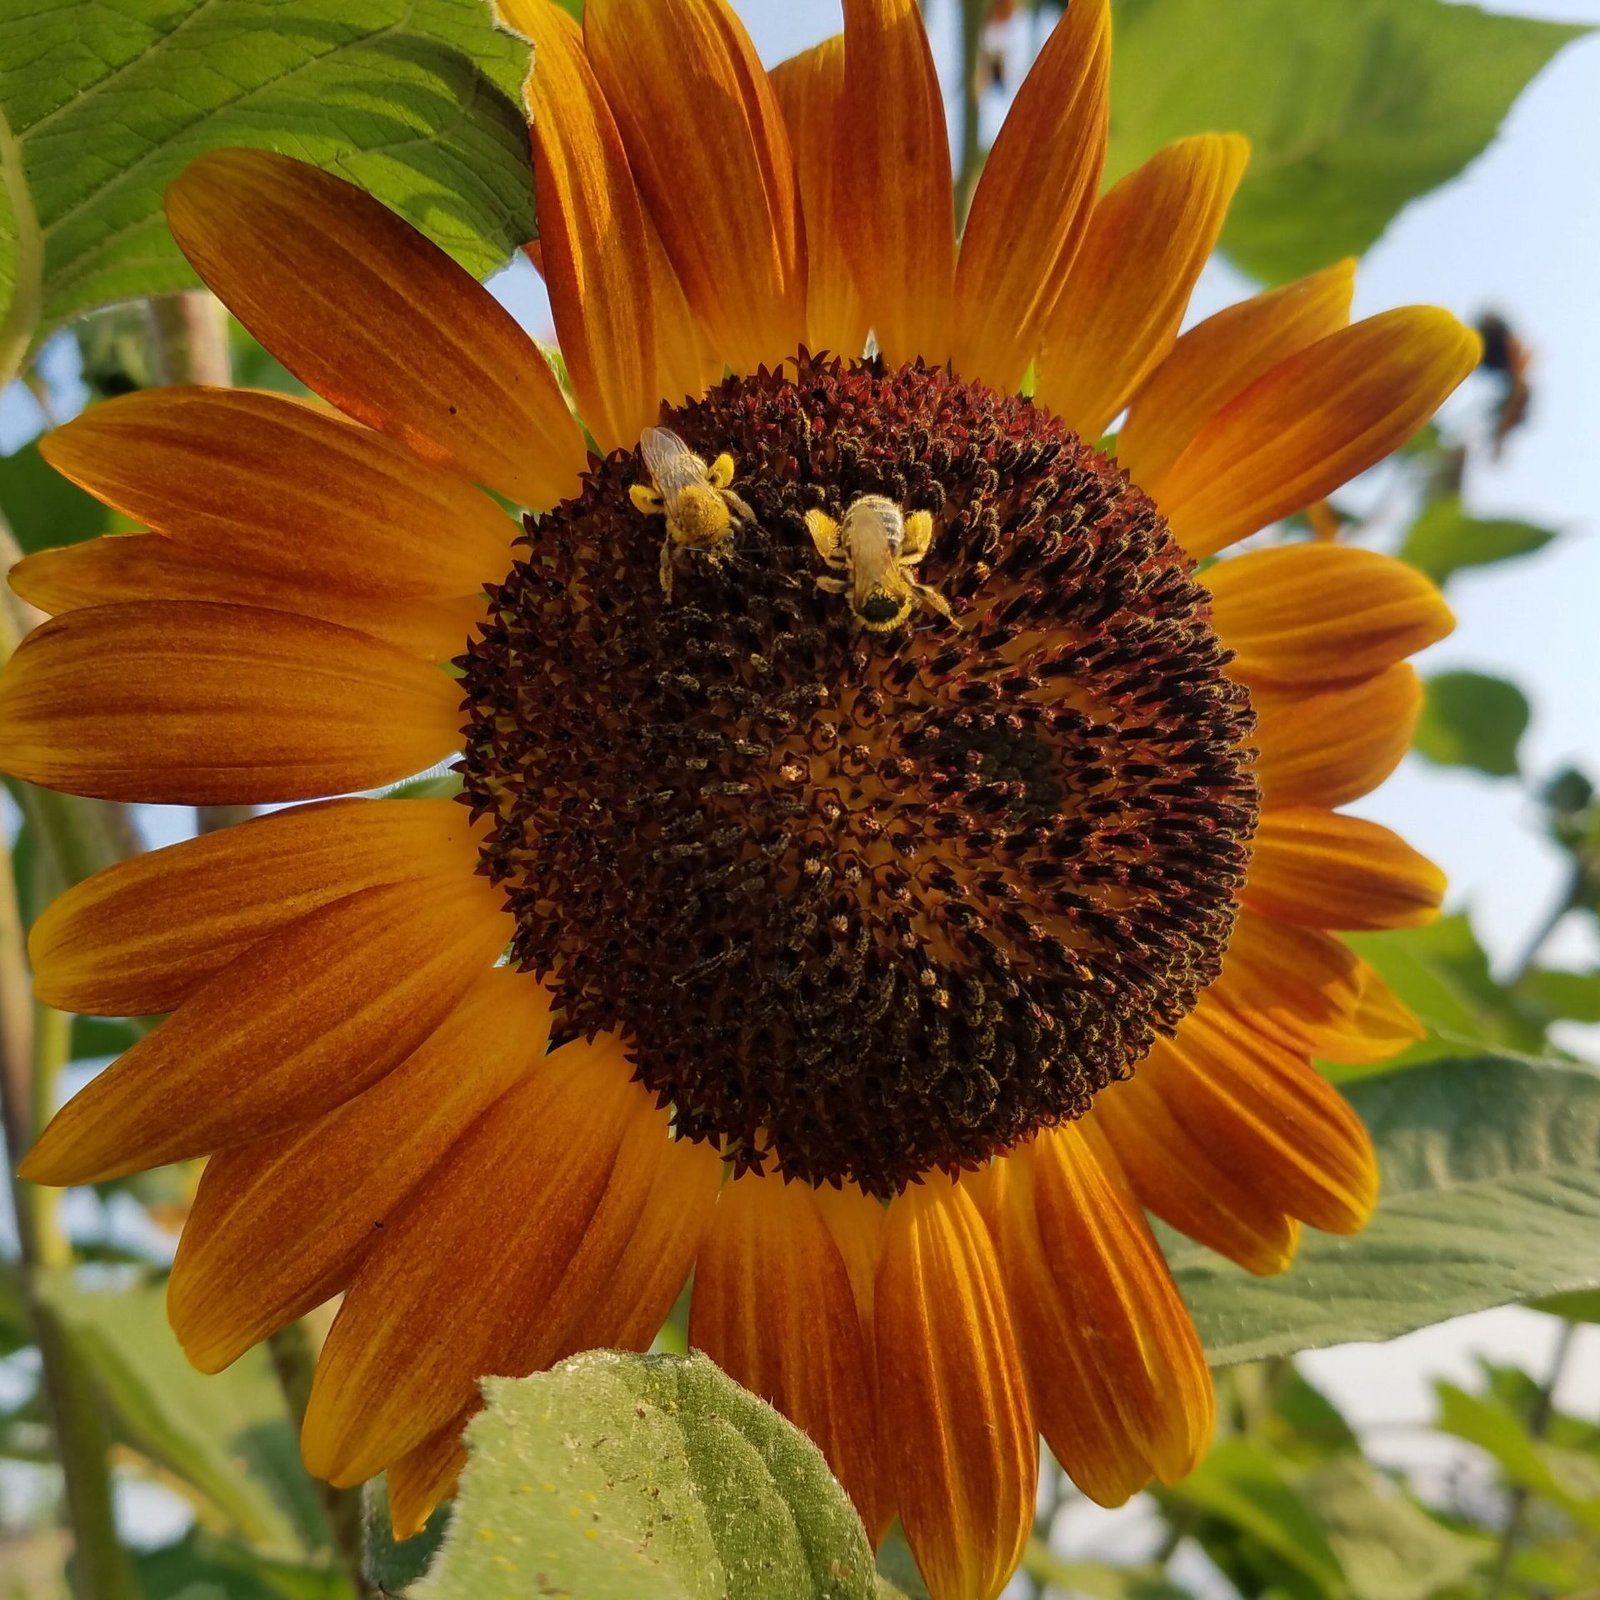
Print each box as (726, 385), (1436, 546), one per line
(631, 482), (666, 515)
(815, 575), (849, 595)
(707, 452), (738, 490)
(723, 487), (756, 526)
(900, 510), (935, 565)
(912, 580), (954, 622)
(806, 509), (847, 567)
(659, 537), (676, 599)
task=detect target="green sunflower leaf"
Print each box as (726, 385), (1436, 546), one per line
(1107, 0), (1586, 283)
(0, 0), (538, 367)
(1413, 670), (1531, 778)
(1175, 1054), (1600, 1366)
(418, 1350), (879, 1600)
(1398, 498), (1557, 588)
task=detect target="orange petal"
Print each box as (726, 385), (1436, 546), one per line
(1090, 1081), (1301, 1277)
(165, 150), (585, 509)
(980, 1126), (1214, 1502)
(1244, 808), (1446, 930)
(559, 1132), (722, 1353)
(690, 1174), (883, 1540)
(584, 0), (805, 374)
(0, 601), (463, 805)
(12, 535), (483, 662)
(300, 1038), (641, 1484)
(877, 1176), (1033, 1600)
(511, 0), (672, 449)
(1142, 999), (1379, 1235)
(38, 388), (514, 597)
(1321, 959), (1427, 1065)
(27, 797), (480, 1016)
(168, 967), (552, 1372)
(388, 1408), (474, 1540)
(1117, 260), (1355, 488)
(770, 37), (870, 362)
(1207, 544), (1453, 690)
(1252, 664), (1422, 808)
(836, 0), (955, 367)
(1207, 909), (1363, 1054)
(1037, 134), (1249, 440)
(19, 873), (509, 1186)
(1155, 308), (1482, 558)
(951, 0), (1109, 390)
(813, 1181), (895, 1538)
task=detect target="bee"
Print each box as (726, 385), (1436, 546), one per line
(805, 494), (954, 634)
(629, 427), (753, 599)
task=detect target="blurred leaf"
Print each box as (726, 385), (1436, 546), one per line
(1399, 498), (1556, 587)
(136, 1531), (350, 1600)
(1175, 1055), (1600, 1365)
(1434, 1383), (1600, 1528)
(1529, 1287), (1600, 1324)
(363, 1478), (450, 1595)
(1413, 671), (1530, 778)
(1163, 1438), (1343, 1592)
(70, 1014), (139, 1062)
(1517, 967), (1600, 1025)
(1019, 1541), (1192, 1600)
(228, 317), (310, 397)
(419, 1350), (877, 1600)
(872, 1534), (930, 1600)
(1306, 1458), (1486, 1600)
(1107, 0), (1585, 283)
(0, 0), (539, 351)
(1266, 1369), (1360, 1463)
(36, 1271), (324, 1555)
(1344, 915), (1546, 1062)
(0, 436), (123, 554)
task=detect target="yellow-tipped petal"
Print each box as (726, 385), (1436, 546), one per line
(165, 149), (585, 509)
(951, 0), (1109, 389)
(770, 37), (870, 362)
(1117, 260), (1355, 487)
(0, 602), (464, 805)
(836, 0), (955, 367)
(1036, 133), (1249, 440)
(876, 1176), (1034, 1600)
(1245, 808), (1447, 930)
(584, 0), (805, 374)
(1156, 307), (1481, 558)
(1208, 544), (1453, 689)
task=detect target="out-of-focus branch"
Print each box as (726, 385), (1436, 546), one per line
(147, 292), (254, 838)
(956, 0), (990, 227)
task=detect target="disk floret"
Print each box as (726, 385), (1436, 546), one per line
(457, 354), (1258, 1196)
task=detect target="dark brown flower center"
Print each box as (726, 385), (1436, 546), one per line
(457, 354), (1258, 1196)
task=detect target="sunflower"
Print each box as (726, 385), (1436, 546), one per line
(1, 1), (1473, 1595)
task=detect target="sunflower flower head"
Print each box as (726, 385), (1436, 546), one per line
(1, 1), (1472, 1595)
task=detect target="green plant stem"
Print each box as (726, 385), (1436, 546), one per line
(1506, 860), (1583, 987)
(955, 0), (989, 227)
(1, 854), (139, 1599)
(1487, 1318), (1578, 1600)
(267, 1322), (376, 1600)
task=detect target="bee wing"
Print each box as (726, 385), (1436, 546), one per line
(639, 427), (702, 498)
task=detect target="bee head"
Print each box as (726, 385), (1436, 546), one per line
(858, 588), (912, 632)
(670, 484), (733, 549)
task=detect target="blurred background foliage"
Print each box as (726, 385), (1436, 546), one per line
(0, 0), (1597, 1596)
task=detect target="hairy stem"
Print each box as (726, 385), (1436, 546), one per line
(267, 1322), (377, 1599)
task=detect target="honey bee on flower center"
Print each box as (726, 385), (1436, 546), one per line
(806, 493), (954, 634)
(628, 426), (754, 599)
